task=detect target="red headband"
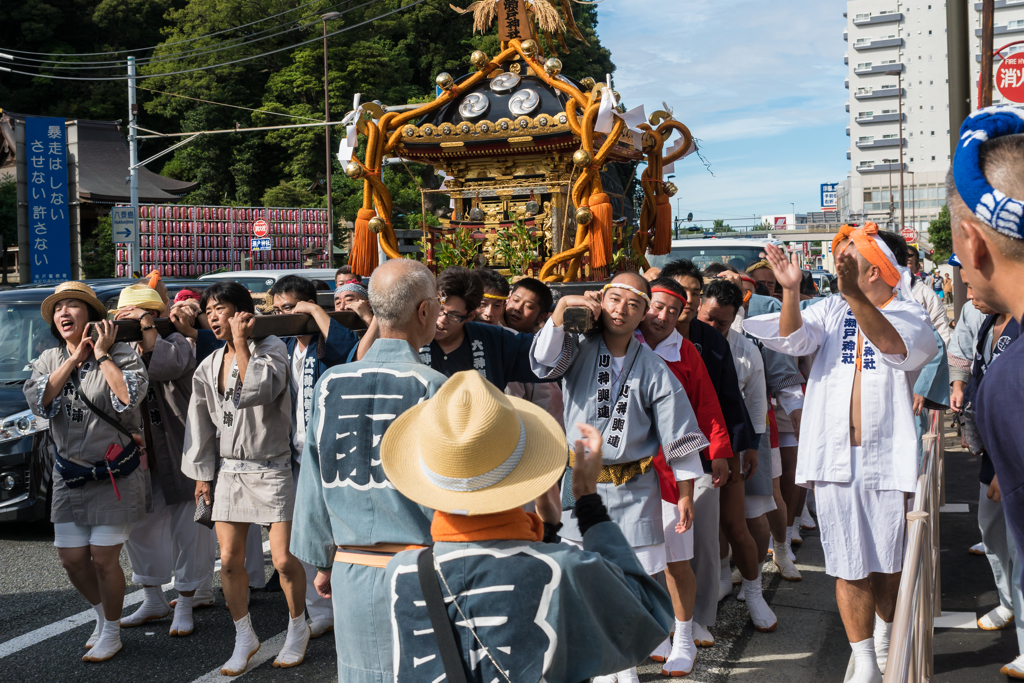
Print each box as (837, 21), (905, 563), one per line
(651, 287), (687, 304)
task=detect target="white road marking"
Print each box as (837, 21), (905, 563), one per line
(0, 539), (272, 660)
(187, 631), (286, 682)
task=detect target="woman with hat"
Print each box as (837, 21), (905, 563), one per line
(23, 282), (150, 662)
(379, 370), (673, 682)
(114, 284), (218, 638)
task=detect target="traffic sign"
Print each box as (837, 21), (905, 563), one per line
(251, 237), (272, 251)
(111, 206), (137, 243)
(900, 227), (918, 243)
(253, 219), (269, 238)
(996, 53), (1024, 103)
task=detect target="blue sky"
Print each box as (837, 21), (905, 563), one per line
(595, 0), (851, 227)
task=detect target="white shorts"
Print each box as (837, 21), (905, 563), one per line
(744, 494), (776, 519)
(778, 432), (798, 449)
(662, 500), (694, 563)
(771, 447), (782, 479)
(54, 522), (133, 548)
(561, 537), (667, 575)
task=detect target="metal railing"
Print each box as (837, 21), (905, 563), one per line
(883, 409), (945, 683)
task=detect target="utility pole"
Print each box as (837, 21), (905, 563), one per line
(980, 0), (996, 108)
(127, 56), (140, 276)
(322, 12), (341, 243)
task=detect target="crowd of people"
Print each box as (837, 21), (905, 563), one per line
(21, 105), (1024, 682)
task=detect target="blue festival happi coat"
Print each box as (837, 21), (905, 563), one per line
(385, 522), (673, 683)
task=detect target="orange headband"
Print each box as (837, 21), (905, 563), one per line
(831, 224), (857, 256)
(842, 222), (901, 288)
(147, 269), (161, 289)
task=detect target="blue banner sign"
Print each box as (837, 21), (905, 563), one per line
(26, 117), (71, 284)
(251, 237), (272, 251)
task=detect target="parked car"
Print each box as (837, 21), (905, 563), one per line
(199, 268), (340, 293)
(809, 269), (836, 296)
(0, 278), (207, 523)
(646, 237), (784, 273)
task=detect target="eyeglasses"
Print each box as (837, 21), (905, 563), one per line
(438, 308), (469, 324)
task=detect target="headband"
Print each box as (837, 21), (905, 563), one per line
(948, 253), (962, 267)
(602, 282), (652, 306)
(335, 282), (368, 299)
(745, 259), (772, 274)
(954, 106), (1024, 240)
(650, 286), (687, 305)
(482, 293), (508, 301)
(831, 224), (857, 256)
(840, 222), (916, 303)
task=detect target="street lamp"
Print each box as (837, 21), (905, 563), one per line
(907, 170), (916, 237)
(322, 11), (342, 242)
(884, 157), (895, 230)
(884, 69), (905, 232)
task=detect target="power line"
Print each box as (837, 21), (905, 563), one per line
(0, 0), (427, 82)
(7, 0), (372, 71)
(0, 0), (326, 58)
(136, 86), (323, 121)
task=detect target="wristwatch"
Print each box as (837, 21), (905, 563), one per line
(96, 354), (113, 365)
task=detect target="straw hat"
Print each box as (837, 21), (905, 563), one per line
(380, 371), (568, 515)
(116, 283), (166, 315)
(41, 282), (109, 325)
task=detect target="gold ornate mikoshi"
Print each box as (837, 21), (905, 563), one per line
(543, 58), (562, 76)
(470, 50), (489, 68)
(572, 149), (593, 167)
(367, 217), (385, 234)
(664, 181), (678, 197)
(575, 206), (594, 225)
(345, 162), (364, 179)
(521, 39), (539, 57)
(435, 72), (454, 90)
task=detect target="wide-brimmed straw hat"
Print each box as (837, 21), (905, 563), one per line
(116, 283), (166, 315)
(380, 371), (568, 515)
(41, 282), (109, 325)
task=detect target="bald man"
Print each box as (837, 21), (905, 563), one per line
(949, 108), (1024, 678)
(531, 272), (707, 683)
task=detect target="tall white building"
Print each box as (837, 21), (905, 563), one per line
(837, 1), (1024, 237)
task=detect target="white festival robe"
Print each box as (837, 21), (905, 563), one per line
(742, 295), (937, 493)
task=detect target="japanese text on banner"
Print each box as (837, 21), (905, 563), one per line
(25, 117), (71, 284)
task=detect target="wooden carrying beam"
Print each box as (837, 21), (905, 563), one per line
(90, 310), (367, 344)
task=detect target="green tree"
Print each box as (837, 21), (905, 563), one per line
(82, 215), (116, 278)
(928, 204), (952, 264)
(262, 179), (318, 208)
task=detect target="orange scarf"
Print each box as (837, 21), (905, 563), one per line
(845, 222), (901, 288)
(431, 508), (544, 543)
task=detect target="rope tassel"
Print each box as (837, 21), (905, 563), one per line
(349, 208), (379, 276)
(588, 192), (613, 270)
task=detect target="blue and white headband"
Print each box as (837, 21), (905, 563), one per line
(954, 106), (1024, 240)
(335, 282), (368, 299)
(948, 253), (962, 267)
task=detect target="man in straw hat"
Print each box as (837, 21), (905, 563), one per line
(530, 271), (708, 683)
(743, 224), (937, 683)
(947, 105), (1024, 677)
(378, 370), (673, 682)
(290, 259), (447, 683)
(112, 284), (218, 638)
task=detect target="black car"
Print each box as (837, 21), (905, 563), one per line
(0, 278), (206, 522)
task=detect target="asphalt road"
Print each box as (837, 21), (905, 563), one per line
(0, 524), (339, 682)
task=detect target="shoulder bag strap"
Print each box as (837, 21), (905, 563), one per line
(68, 356), (135, 440)
(416, 547), (470, 683)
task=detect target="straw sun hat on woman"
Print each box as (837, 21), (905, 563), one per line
(380, 370), (568, 516)
(40, 282), (109, 325)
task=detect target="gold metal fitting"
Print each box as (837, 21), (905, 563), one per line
(663, 181), (678, 197)
(544, 58), (562, 76)
(580, 77), (596, 91)
(470, 50), (489, 68)
(641, 131), (658, 151)
(575, 206), (594, 225)
(367, 217), (385, 234)
(435, 72), (454, 90)
(344, 162), (364, 179)
(521, 39), (539, 58)
(572, 149), (593, 167)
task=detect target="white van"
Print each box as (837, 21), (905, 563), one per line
(198, 268), (342, 293)
(646, 238), (783, 273)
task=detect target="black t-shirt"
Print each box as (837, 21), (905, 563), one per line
(977, 327), (1024, 577)
(426, 335), (475, 378)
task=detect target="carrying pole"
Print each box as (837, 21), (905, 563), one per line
(127, 56), (141, 276)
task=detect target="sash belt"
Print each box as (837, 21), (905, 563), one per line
(567, 453), (655, 486)
(334, 544), (426, 568)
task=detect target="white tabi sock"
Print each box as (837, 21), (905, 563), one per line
(221, 613), (260, 676)
(272, 613), (310, 668)
(662, 618), (697, 676)
(873, 614), (893, 674)
(649, 634), (670, 662)
(86, 603), (105, 649)
(742, 573), (778, 632)
(615, 666), (640, 683)
(170, 594), (194, 637)
(850, 638), (883, 683)
(83, 619), (122, 662)
(120, 586), (170, 627)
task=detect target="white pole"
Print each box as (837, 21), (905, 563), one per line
(128, 56), (140, 276)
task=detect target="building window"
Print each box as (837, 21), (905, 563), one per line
(858, 111), (874, 118)
(931, 156), (936, 161)
(928, 30), (932, 35)
(859, 136), (875, 143)
(857, 62), (873, 70)
(931, 131), (935, 136)
(882, 133), (899, 139)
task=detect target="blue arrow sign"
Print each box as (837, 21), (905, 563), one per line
(111, 206), (137, 244)
(114, 227), (133, 240)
